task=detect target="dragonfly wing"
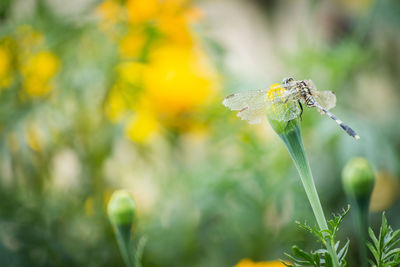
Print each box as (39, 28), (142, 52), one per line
(312, 90), (336, 112)
(266, 101), (300, 122)
(265, 87), (301, 122)
(222, 89), (268, 124)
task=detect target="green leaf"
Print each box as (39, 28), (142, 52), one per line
(280, 259), (295, 267)
(337, 240), (350, 261)
(325, 252), (333, 267)
(386, 230), (400, 251)
(367, 242), (379, 263)
(284, 253), (310, 265)
(313, 253), (321, 267)
(385, 248), (400, 259)
(368, 213), (400, 266)
(379, 213), (388, 252)
(369, 227), (380, 251)
(292, 246), (314, 262)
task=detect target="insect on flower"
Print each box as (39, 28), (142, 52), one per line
(223, 77), (360, 139)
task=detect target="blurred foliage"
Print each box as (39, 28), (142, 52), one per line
(0, 0), (399, 266)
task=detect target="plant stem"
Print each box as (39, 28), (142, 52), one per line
(278, 122), (340, 267)
(351, 196), (370, 267)
(114, 224), (136, 267)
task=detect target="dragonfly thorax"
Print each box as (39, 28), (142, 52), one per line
(296, 80), (316, 107)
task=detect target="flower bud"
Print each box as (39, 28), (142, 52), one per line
(342, 157), (375, 199)
(267, 117), (301, 137)
(265, 84), (301, 137)
(107, 190), (136, 226)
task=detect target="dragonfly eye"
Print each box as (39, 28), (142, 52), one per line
(282, 77), (294, 84)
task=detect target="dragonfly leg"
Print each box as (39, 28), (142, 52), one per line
(298, 101), (303, 120)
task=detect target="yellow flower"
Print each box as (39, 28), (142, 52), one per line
(21, 51), (59, 97)
(25, 51), (59, 79)
(144, 44), (219, 114)
(96, 0), (125, 23)
(125, 110), (159, 144)
(104, 61), (147, 121)
(105, 85), (129, 122)
(369, 171), (399, 212)
(126, 0), (159, 24)
(23, 76), (53, 97)
(96, 0), (127, 38)
(0, 45), (12, 88)
(117, 61), (146, 86)
(235, 259), (287, 267)
(119, 28), (147, 58)
(156, 0), (198, 45)
(157, 9), (193, 45)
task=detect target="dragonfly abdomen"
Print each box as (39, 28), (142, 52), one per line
(316, 104), (360, 140)
(304, 94), (316, 107)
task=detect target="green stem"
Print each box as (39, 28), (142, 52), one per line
(114, 224), (136, 267)
(278, 121), (340, 267)
(351, 196), (370, 267)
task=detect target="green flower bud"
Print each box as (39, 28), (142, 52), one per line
(265, 83), (301, 137)
(342, 157), (375, 199)
(267, 116), (301, 138)
(107, 190), (136, 226)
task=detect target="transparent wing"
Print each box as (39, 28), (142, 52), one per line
(266, 101), (300, 122)
(222, 89), (268, 124)
(311, 90), (336, 112)
(268, 87), (300, 104)
(265, 87), (301, 122)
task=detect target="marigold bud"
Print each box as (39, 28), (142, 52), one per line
(107, 190), (136, 226)
(342, 157), (375, 199)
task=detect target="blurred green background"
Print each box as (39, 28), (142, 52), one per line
(0, 0), (399, 266)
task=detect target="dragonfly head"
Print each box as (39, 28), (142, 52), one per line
(282, 77), (294, 85)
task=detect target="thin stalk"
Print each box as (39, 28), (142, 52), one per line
(278, 122), (340, 267)
(114, 224), (136, 267)
(351, 196), (370, 267)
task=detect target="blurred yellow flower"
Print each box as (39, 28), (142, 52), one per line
(105, 85), (129, 122)
(125, 110), (159, 144)
(144, 45), (219, 114)
(235, 259), (287, 267)
(25, 51), (59, 79)
(156, 0), (201, 45)
(105, 62), (147, 122)
(96, 0), (125, 23)
(100, 0), (220, 144)
(0, 45), (12, 88)
(23, 76), (53, 97)
(21, 51), (59, 97)
(117, 61), (146, 86)
(126, 0), (159, 23)
(119, 28), (147, 58)
(158, 15), (193, 45)
(369, 171), (399, 212)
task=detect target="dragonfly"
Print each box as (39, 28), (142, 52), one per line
(222, 77), (360, 139)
